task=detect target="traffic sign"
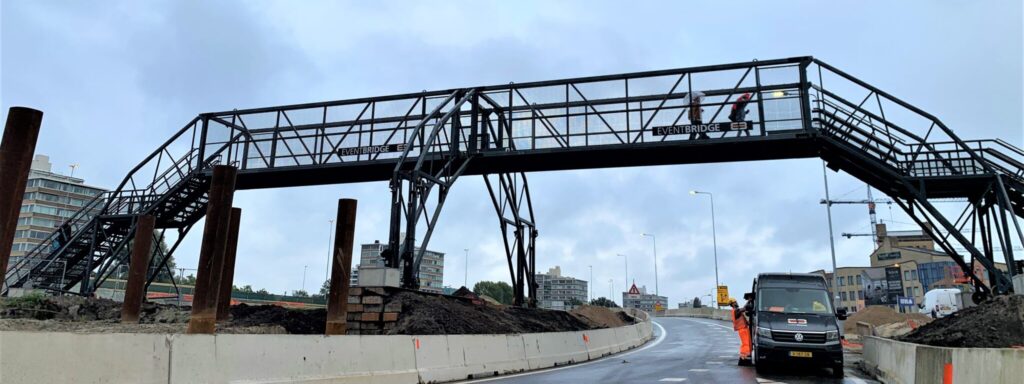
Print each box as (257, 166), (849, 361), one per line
(717, 285), (729, 305)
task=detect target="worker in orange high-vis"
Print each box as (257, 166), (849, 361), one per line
(730, 298), (752, 366)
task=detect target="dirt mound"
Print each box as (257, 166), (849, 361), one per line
(570, 305), (635, 328)
(385, 291), (613, 335)
(228, 304), (326, 334)
(843, 305), (931, 335)
(899, 295), (1024, 348)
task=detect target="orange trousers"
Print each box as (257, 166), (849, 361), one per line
(736, 327), (751, 359)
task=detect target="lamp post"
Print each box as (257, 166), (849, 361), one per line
(641, 233), (659, 296)
(690, 190), (720, 307)
(616, 254), (628, 290)
(608, 279), (614, 304)
(821, 161), (841, 302)
(463, 248), (469, 288)
(325, 219), (334, 283)
(588, 265), (593, 302)
(302, 265), (308, 294)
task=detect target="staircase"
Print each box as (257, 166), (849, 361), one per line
(3, 146), (217, 295)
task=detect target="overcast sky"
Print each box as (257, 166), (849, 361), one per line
(2, 1), (1022, 304)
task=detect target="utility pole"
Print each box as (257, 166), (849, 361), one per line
(463, 248), (469, 288)
(302, 265), (308, 294)
(608, 279), (613, 304)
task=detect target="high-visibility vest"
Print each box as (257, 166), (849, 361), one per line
(732, 308), (748, 331)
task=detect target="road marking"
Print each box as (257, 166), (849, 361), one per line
(688, 369), (709, 372)
(658, 379), (687, 382)
(706, 361), (724, 365)
(460, 320), (668, 383)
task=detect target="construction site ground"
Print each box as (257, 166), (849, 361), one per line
(0, 291), (633, 335)
(899, 294), (1024, 348)
(843, 305), (932, 340)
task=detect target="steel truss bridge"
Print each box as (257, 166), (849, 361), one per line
(4, 57), (1023, 305)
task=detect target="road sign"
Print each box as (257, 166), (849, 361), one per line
(717, 285), (729, 305)
(655, 302), (664, 312)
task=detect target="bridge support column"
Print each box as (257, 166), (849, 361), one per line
(325, 199), (357, 335)
(122, 215), (155, 323)
(216, 208), (242, 322)
(187, 165), (237, 334)
(0, 107), (43, 289)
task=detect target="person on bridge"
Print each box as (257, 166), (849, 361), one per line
(728, 92), (753, 137)
(729, 298), (753, 366)
(687, 92), (708, 140)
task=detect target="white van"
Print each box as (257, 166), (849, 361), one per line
(919, 289), (961, 318)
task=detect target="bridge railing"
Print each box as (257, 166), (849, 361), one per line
(192, 57), (814, 176)
(2, 191), (107, 292)
(810, 59), (1002, 181)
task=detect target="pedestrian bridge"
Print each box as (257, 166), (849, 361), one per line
(5, 57), (1023, 304)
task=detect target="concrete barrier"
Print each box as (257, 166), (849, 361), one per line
(0, 332), (170, 384)
(661, 307), (730, 320)
(1, 320), (653, 384)
(864, 336), (1024, 384)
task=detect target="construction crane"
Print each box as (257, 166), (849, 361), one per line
(820, 185), (894, 246)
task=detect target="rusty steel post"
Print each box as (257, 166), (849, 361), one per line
(325, 198), (357, 335)
(121, 215), (155, 323)
(216, 207), (241, 322)
(187, 165), (237, 334)
(0, 107), (43, 288)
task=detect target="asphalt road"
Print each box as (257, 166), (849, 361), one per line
(462, 317), (878, 384)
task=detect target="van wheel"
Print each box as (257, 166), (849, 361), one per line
(831, 364), (845, 378)
(755, 362), (770, 374)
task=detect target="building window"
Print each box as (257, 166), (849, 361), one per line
(858, 291), (864, 300)
(906, 287), (913, 297)
(841, 292), (847, 301)
(839, 278), (845, 286)
(847, 276), (853, 286)
(904, 271), (911, 281)
(856, 275), (862, 285)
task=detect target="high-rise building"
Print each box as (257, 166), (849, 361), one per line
(622, 283), (667, 313)
(9, 155), (105, 270)
(535, 266), (587, 311)
(356, 240), (444, 294)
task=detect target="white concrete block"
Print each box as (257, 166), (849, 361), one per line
(168, 334), (418, 384)
(0, 332), (170, 384)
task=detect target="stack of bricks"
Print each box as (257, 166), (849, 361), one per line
(345, 286), (402, 335)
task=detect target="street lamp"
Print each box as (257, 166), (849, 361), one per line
(588, 265), (593, 303)
(641, 233), (659, 296)
(617, 254), (629, 291)
(690, 190), (720, 307)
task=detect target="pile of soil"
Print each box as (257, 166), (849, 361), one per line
(385, 291), (630, 335)
(899, 295), (1024, 348)
(227, 304), (326, 334)
(843, 305), (931, 335)
(570, 305), (634, 328)
(1, 291), (635, 336)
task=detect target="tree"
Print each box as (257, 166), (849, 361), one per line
(473, 281), (514, 305)
(293, 289), (310, 298)
(692, 296), (702, 308)
(147, 238), (176, 283)
(589, 297), (619, 308)
(233, 285), (254, 294)
(255, 288), (270, 295)
(317, 279), (331, 298)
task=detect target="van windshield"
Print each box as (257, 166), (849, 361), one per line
(758, 287), (833, 314)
